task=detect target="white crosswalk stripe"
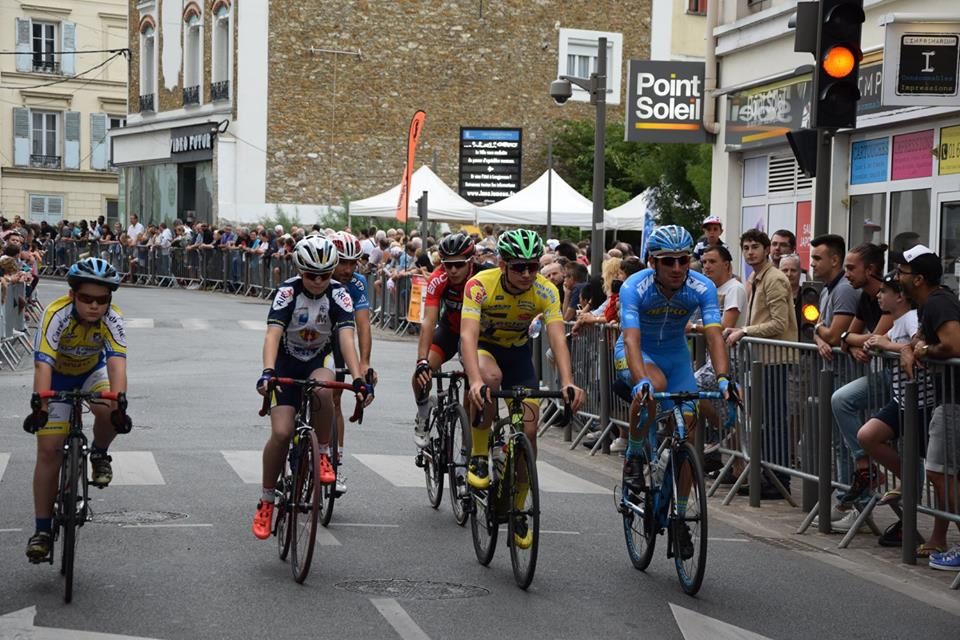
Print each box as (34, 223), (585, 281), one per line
(221, 450), (262, 484)
(536, 461), (607, 494)
(92, 451), (165, 485)
(0, 452), (9, 486)
(353, 454), (424, 487)
(238, 320), (263, 331)
(124, 318), (155, 329)
(180, 318), (211, 330)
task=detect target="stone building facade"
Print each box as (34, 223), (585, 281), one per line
(117, 0), (651, 225)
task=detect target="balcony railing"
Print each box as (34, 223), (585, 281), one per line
(211, 80), (230, 102)
(32, 58), (61, 74)
(139, 93), (155, 112)
(30, 154), (62, 170)
(183, 85), (200, 105)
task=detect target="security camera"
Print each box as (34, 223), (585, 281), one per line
(550, 79), (573, 105)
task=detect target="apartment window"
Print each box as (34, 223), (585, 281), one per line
(31, 111), (59, 169)
(687, 0), (708, 15)
(557, 29), (623, 105)
(183, 12), (201, 105)
(29, 194), (63, 224)
(109, 116), (126, 130)
(32, 21), (57, 72)
(140, 20), (156, 112)
(211, 2), (231, 101)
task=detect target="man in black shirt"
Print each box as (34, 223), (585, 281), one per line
(897, 245), (960, 565)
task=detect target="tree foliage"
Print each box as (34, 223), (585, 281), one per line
(550, 118), (713, 237)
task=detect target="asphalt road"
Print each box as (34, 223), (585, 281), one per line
(0, 282), (957, 640)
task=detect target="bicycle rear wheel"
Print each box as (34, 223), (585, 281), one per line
(319, 426), (338, 527)
(290, 430), (321, 583)
(423, 405), (444, 509)
(447, 404), (470, 526)
(59, 440), (81, 603)
(507, 433), (540, 589)
(275, 466), (292, 561)
(622, 460), (656, 571)
(671, 441), (708, 595)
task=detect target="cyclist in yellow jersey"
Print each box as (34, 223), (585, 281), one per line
(23, 257), (130, 563)
(460, 229), (585, 548)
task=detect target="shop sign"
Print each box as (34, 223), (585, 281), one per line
(458, 128), (521, 205)
(939, 125), (960, 176)
(171, 131), (212, 154)
(625, 60), (707, 143)
(891, 129), (934, 181)
(168, 124), (215, 163)
(882, 21), (960, 107)
(851, 138), (889, 185)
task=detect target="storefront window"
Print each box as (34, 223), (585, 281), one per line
(848, 193), (885, 249)
(195, 161), (214, 223)
(743, 156), (767, 198)
(941, 200), (960, 294)
(140, 163), (179, 225)
(890, 189), (930, 256)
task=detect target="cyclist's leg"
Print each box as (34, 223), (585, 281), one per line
(663, 356), (699, 514)
(308, 365), (337, 448)
(466, 345), (503, 488)
(500, 344), (540, 513)
(615, 341), (666, 455)
(327, 349), (345, 451)
(29, 388), (71, 559)
(413, 324), (457, 401)
(259, 352), (307, 503)
(83, 366), (116, 487)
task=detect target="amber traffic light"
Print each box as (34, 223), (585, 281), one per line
(812, 0), (865, 130)
(822, 45), (857, 78)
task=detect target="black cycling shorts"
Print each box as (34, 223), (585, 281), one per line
(273, 348), (332, 408)
(429, 322), (460, 364)
(477, 341), (537, 390)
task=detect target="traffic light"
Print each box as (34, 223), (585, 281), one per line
(800, 281), (824, 342)
(812, 0), (865, 130)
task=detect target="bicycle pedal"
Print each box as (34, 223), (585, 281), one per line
(414, 455), (425, 468)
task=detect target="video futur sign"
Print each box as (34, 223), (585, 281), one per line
(625, 60), (707, 144)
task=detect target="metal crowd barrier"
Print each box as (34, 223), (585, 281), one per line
(0, 282), (36, 369)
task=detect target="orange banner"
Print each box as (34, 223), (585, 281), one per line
(396, 110), (426, 222)
(406, 275), (428, 324)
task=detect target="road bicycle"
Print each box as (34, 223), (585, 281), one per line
(616, 389), (738, 595)
(30, 389), (128, 604)
(259, 377), (364, 584)
(415, 369), (471, 525)
(469, 385), (572, 590)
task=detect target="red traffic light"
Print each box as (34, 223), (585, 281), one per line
(822, 45), (857, 78)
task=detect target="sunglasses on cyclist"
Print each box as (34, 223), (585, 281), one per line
(655, 255), (691, 267)
(301, 271), (333, 282)
(442, 260), (469, 270)
(507, 261), (540, 274)
(75, 292), (112, 306)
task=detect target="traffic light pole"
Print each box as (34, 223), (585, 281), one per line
(813, 129), (833, 238)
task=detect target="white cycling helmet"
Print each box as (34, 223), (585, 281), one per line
(292, 236), (338, 273)
(331, 231), (363, 260)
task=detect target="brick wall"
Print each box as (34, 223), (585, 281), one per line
(266, 1), (651, 206)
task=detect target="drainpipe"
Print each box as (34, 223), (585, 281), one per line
(702, 0), (720, 135)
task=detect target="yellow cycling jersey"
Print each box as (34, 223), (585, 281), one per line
(35, 294), (127, 375)
(461, 268), (562, 348)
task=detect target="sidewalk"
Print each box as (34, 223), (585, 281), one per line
(536, 421), (960, 615)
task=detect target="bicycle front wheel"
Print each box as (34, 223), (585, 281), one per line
(290, 430), (321, 583)
(319, 430), (338, 528)
(423, 406), (444, 509)
(622, 465), (656, 572)
(447, 404), (470, 526)
(671, 441), (708, 595)
(275, 466), (292, 561)
(507, 433), (540, 589)
(59, 441), (81, 603)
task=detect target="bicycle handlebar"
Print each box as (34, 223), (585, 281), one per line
(32, 390), (125, 409)
(258, 377), (365, 423)
(473, 385), (574, 426)
(635, 389), (740, 431)
(432, 370), (467, 381)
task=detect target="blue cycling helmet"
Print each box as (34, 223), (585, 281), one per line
(646, 225), (694, 256)
(67, 257), (120, 291)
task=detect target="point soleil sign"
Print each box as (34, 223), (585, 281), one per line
(625, 60), (708, 144)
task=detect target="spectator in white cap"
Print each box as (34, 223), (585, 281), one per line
(546, 238), (560, 251)
(693, 215), (726, 262)
(274, 224), (284, 235)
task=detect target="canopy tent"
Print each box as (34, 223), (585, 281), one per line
(606, 189), (655, 231)
(349, 165), (478, 222)
(477, 169), (603, 228)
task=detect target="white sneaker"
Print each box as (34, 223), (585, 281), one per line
(830, 508), (873, 533)
(413, 398), (435, 448)
(610, 438), (627, 454)
(335, 472), (347, 496)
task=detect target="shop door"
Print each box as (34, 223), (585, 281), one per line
(178, 164), (197, 221)
(938, 192), (960, 294)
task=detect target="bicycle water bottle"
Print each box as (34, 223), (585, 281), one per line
(528, 318), (543, 339)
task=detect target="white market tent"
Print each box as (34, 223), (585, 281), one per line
(477, 169), (604, 228)
(350, 165), (478, 222)
(606, 189), (655, 231)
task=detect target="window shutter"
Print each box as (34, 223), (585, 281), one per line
(49, 196), (63, 217)
(90, 113), (108, 170)
(30, 195), (46, 219)
(13, 107), (30, 166)
(61, 22), (76, 75)
(64, 111), (80, 169)
(15, 18), (31, 72)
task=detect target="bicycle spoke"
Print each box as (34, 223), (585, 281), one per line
(672, 442), (708, 595)
(508, 433), (540, 590)
(290, 430), (321, 584)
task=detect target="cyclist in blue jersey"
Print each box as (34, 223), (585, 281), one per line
(615, 225), (737, 507)
(328, 231), (377, 496)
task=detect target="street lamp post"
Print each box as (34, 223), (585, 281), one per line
(549, 37), (607, 278)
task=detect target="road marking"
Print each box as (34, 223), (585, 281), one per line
(353, 454), (424, 487)
(124, 318), (154, 329)
(330, 522), (401, 529)
(92, 451), (164, 485)
(710, 537), (750, 543)
(0, 605), (164, 639)
(315, 527), (341, 546)
(119, 523), (213, 529)
(238, 320), (263, 331)
(180, 318), (211, 330)
(536, 461), (607, 494)
(370, 598), (431, 640)
(0, 452), (8, 485)
(221, 450), (262, 484)
(0, 528), (23, 533)
(498, 527), (580, 535)
(670, 603), (773, 640)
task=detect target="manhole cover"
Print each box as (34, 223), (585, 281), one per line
(336, 579), (489, 600)
(94, 510), (189, 525)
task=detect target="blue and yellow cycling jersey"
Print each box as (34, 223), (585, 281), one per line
(618, 268), (721, 350)
(34, 294), (127, 376)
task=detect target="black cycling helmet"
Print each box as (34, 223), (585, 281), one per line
(67, 257), (120, 291)
(438, 232), (475, 259)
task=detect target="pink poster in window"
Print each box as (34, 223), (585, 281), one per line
(891, 130), (934, 180)
(796, 201), (811, 271)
